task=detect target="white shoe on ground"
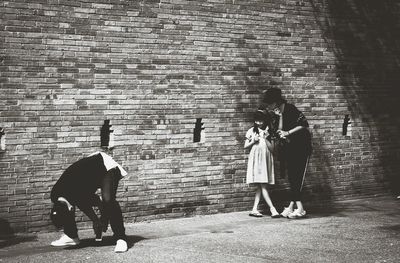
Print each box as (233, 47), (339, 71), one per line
(51, 234), (80, 247)
(280, 207), (293, 218)
(288, 208), (306, 219)
(114, 239), (128, 253)
(270, 207), (280, 218)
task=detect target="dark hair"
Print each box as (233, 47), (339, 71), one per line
(50, 201), (71, 229)
(263, 87), (286, 104)
(254, 109), (268, 121)
(253, 109), (270, 132)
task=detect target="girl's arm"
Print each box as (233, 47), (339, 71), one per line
(244, 134), (259, 149)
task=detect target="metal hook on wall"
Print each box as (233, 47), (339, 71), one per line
(0, 127), (5, 151)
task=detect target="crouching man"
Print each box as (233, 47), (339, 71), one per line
(50, 151), (128, 253)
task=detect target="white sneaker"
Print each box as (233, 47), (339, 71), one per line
(280, 207), (293, 218)
(270, 207), (280, 218)
(288, 209), (306, 219)
(114, 239), (128, 253)
(51, 234), (80, 247)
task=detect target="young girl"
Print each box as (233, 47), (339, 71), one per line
(245, 110), (280, 218)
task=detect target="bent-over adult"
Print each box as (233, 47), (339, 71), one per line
(50, 151), (128, 252)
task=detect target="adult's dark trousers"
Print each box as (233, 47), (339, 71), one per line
(100, 168), (126, 241)
(63, 207), (78, 239)
(63, 169), (126, 241)
(286, 151), (310, 202)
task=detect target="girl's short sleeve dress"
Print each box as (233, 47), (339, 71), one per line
(245, 128), (275, 185)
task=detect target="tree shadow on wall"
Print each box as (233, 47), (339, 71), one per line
(309, 0), (400, 196)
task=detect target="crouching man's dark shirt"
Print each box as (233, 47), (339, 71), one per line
(50, 153), (107, 208)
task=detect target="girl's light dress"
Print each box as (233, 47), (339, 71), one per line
(245, 127), (275, 184)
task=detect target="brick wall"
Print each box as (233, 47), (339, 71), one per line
(1, 0), (399, 234)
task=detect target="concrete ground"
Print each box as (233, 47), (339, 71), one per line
(1, 196), (399, 263)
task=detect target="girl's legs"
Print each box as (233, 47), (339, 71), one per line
(260, 184), (279, 217)
(251, 185), (262, 213)
(250, 184), (279, 217)
(260, 184), (274, 209)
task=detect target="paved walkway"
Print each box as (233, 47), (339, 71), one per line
(1, 196), (399, 262)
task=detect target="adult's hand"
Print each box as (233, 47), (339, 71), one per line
(277, 130), (290, 138)
(57, 197), (73, 211)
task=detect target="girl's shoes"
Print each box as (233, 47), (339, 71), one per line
(270, 207), (280, 218)
(280, 207), (293, 218)
(249, 211), (263, 217)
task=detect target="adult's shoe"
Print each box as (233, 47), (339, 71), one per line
(288, 209), (306, 219)
(51, 234), (80, 247)
(114, 239), (128, 253)
(280, 207), (293, 218)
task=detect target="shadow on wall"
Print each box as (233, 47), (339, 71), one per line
(0, 218), (14, 238)
(309, 0), (400, 195)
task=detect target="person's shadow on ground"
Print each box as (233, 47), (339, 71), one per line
(0, 234), (37, 249)
(65, 235), (146, 250)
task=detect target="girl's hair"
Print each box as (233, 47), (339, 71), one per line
(254, 109), (269, 122)
(253, 109), (270, 132)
